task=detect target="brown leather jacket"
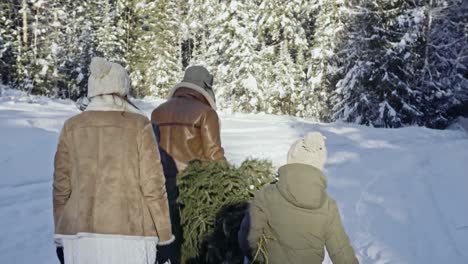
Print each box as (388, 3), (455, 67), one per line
(151, 87), (226, 173)
(53, 111), (172, 241)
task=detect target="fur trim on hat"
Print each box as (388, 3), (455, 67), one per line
(87, 57), (130, 98)
(168, 82), (217, 110)
(287, 132), (327, 170)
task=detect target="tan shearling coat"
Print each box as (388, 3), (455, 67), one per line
(53, 110), (172, 242)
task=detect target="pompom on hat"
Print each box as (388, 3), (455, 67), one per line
(287, 132), (328, 170)
(87, 57), (130, 98)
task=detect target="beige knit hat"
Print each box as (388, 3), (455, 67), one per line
(287, 132), (327, 170)
(87, 57), (130, 98)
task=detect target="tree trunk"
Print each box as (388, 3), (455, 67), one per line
(22, 0), (27, 45)
(422, 0), (434, 81)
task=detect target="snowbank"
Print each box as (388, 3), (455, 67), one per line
(456, 117), (468, 133)
(1, 92), (467, 263)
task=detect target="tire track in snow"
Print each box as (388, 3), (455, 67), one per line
(0, 179), (52, 189)
(0, 181), (52, 208)
(354, 163), (389, 263)
(418, 157), (466, 262)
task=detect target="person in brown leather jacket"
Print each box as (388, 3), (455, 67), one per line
(151, 65), (226, 263)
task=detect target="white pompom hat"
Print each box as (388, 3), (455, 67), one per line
(287, 132), (328, 170)
(87, 57), (130, 98)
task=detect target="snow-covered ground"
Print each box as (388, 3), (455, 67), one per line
(1, 90), (467, 264)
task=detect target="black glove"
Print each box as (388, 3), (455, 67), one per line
(156, 236), (177, 264)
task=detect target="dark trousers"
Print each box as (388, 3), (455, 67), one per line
(166, 178), (182, 264)
(56, 247), (64, 264)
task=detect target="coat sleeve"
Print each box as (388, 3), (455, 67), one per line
(247, 190), (268, 256)
(53, 124), (71, 227)
(201, 109), (226, 161)
(137, 123), (173, 242)
(325, 199), (359, 264)
(238, 210), (253, 258)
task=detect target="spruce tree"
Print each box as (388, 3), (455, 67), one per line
(58, 0), (97, 99)
(151, 0), (182, 97)
(0, 0), (17, 86)
(255, 0), (311, 116)
(421, 0), (468, 127)
(95, 0), (122, 61)
(182, 0), (220, 66)
(14, 0), (35, 92)
(205, 0), (263, 112)
(332, 0), (427, 127)
(307, 0), (349, 121)
(121, 0), (182, 97)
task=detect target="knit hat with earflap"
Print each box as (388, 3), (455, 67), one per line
(287, 132), (327, 170)
(87, 57), (130, 98)
(168, 65), (216, 110)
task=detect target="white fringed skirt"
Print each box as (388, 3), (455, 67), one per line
(55, 233), (158, 264)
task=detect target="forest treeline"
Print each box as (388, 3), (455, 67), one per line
(0, 0), (466, 128)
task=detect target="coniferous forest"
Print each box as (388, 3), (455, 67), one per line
(0, 0), (466, 128)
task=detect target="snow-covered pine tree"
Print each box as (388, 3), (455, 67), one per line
(44, 1), (68, 97)
(95, 0), (123, 61)
(421, 0), (468, 127)
(0, 0), (17, 86)
(151, 0), (182, 97)
(332, 0), (427, 127)
(205, 0), (263, 112)
(13, 0), (35, 93)
(260, 41), (304, 115)
(329, 0), (383, 126)
(306, 0), (349, 121)
(58, 1), (98, 99)
(255, 0), (311, 116)
(2, 0), (74, 96)
(20, 0), (63, 96)
(123, 0), (182, 97)
(124, 0), (155, 97)
(181, 0), (220, 66)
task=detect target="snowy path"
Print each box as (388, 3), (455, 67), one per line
(1, 92), (467, 263)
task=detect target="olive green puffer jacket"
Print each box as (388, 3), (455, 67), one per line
(244, 163), (358, 264)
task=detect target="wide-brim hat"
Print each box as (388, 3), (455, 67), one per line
(168, 65), (216, 110)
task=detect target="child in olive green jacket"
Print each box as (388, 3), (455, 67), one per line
(239, 132), (359, 264)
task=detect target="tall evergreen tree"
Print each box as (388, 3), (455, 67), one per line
(95, 0), (123, 61)
(421, 0), (468, 127)
(307, 0), (349, 121)
(151, 0), (182, 97)
(256, 0), (311, 116)
(332, 0), (427, 127)
(120, 0), (182, 97)
(0, 0), (17, 86)
(205, 0), (262, 112)
(58, 1), (97, 99)
(182, 0), (219, 66)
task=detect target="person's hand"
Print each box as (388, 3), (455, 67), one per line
(156, 236), (176, 264)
